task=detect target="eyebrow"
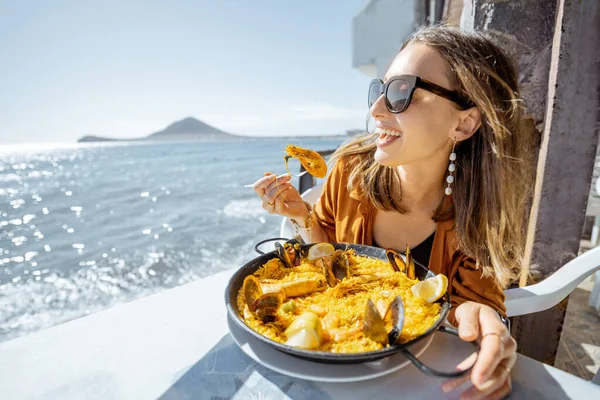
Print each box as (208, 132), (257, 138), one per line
(383, 71), (425, 83)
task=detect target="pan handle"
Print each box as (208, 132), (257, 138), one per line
(401, 325), (478, 378)
(254, 237), (290, 255)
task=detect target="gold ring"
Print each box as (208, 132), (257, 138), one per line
(482, 332), (503, 341)
(266, 201), (275, 208)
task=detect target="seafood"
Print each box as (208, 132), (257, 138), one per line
(236, 242), (443, 353)
(242, 275), (284, 323)
(322, 312), (363, 342)
(284, 145), (328, 178)
(387, 245), (416, 279)
(276, 239), (301, 268)
(243, 274), (327, 322)
(362, 296), (405, 346)
(314, 249), (350, 287)
(262, 276), (328, 298)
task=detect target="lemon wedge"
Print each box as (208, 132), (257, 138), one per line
(307, 242), (335, 260)
(411, 274), (448, 303)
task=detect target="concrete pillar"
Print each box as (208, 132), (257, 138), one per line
(461, 0), (556, 124)
(462, 0), (600, 365)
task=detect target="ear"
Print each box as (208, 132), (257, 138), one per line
(453, 107), (481, 141)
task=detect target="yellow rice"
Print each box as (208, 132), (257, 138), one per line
(236, 250), (441, 353)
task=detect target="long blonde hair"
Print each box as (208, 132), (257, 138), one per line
(333, 26), (536, 288)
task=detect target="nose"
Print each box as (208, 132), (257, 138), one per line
(370, 92), (388, 120)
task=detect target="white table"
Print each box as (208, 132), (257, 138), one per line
(1, 268), (598, 400)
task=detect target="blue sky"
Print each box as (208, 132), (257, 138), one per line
(0, 0), (371, 144)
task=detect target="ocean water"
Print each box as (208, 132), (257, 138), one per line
(0, 137), (345, 342)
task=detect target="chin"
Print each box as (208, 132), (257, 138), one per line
(374, 149), (399, 166)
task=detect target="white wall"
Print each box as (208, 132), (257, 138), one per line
(352, 0), (416, 78)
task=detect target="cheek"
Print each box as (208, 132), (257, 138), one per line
(400, 104), (455, 140)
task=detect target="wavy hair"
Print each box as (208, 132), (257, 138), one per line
(332, 26), (537, 288)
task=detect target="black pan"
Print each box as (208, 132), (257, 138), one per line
(224, 238), (477, 377)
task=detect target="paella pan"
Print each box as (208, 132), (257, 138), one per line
(224, 238), (477, 377)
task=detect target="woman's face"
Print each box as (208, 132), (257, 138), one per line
(372, 43), (461, 167)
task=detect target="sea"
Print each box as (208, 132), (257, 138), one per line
(0, 137), (346, 343)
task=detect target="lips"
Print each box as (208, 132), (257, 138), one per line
(375, 127), (403, 146)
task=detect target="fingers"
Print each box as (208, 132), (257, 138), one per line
(252, 173), (274, 193)
(261, 185), (293, 214)
(504, 342), (517, 371)
(261, 176), (293, 204)
(456, 351), (478, 371)
(265, 179), (293, 200)
(455, 302), (481, 341)
(472, 332), (503, 387)
(455, 302), (515, 394)
(478, 306), (510, 340)
(254, 174), (293, 213)
(254, 174), (291, 195)
(471, 307), (510, 387)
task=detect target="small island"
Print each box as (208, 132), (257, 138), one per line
(77, 117), (236, 143)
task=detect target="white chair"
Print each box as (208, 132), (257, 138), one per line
(279, 183), (600, 318)
(588, 178), (600, 313)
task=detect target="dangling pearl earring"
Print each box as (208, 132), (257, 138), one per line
(445, 138), (457, 196)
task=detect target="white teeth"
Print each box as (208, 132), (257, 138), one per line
(375, 127), (403, 137)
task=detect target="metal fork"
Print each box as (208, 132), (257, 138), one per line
(244, 170), (309, 188)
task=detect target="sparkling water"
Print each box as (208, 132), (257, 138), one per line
(0, 137), (344, 342)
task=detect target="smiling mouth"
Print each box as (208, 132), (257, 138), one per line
(375, 127), (403, 141)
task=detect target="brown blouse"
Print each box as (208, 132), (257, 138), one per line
(313, 157), (507, 326)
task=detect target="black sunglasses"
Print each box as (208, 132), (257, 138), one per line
(368, 75), (471, 113)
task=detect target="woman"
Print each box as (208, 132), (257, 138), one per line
(253, 26), (535, 399)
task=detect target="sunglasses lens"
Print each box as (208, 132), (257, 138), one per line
(368, 81), (382, 107)
(387, 78), (411, 112)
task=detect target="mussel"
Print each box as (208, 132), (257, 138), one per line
(386, 245), (415, 279)
(314, 249), (350, 287)
(242, 275), (284, 323)
(331, 250), (350, 281)
(275, 239), (302, 268)
(362, 296), (405, 346)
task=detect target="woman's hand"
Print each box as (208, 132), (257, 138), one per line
(443, 302), (516, 400)
(252, 172), (308, 221)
